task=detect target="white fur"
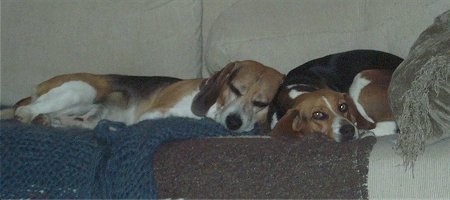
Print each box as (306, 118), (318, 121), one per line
(288, 90), (308, 99)
(137, 111), (165, 121)
(45, 102), (138, 128)
(51, 88), (203, 127)
(323, 96), (343, 138)
(14, 77), (265, 132)
(349, 73), (375, 123)
(15, 81), (97, 121)
(50, 104), (103, 128)
(209, 97), (254, 132)
(287, 84), (309, 99)
(322, 96), (357, 142)
(270, 113), (278, 129)
(330, 116), (344, 142)
(104, 105), (138, 125)
(138, 90), (201, 122)
(206, 103), (219, 120)
(370, 121), (398, 136)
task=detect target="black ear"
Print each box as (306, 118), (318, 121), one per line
(191, 62), (240, 116)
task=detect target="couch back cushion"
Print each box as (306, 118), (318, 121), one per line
(1, 0), (202, 105)
(203, 0), (450, 76)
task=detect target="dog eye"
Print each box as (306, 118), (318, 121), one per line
(229, 84), (242, 96)
(252, 101), (268, 108)
(339, 103), (348, 112)
(312, 111), (328, 120)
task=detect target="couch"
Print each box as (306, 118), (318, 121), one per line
(1, 0), (449, 198)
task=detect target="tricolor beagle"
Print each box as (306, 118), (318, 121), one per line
(269, 50), (403, 142)
(4, 60), (284, 133)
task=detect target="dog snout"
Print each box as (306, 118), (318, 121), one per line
(225, 113), (242, 131)
(339, 124), (355, 142)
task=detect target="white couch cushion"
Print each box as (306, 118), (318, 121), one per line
(1, 0), (202, 105)
(368, 136), (450, 198)
(203, 0), (450, 76)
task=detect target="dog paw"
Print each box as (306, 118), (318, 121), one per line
(31, 114), (51, 126)
(359, 130), (375, 139)
(14, 107), (33, 123)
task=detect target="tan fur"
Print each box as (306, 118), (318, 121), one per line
(217, 61), (283, 124)
(272, 69), (394, 141)
(135, 79), (203, 117)
(34, 73), (111, 101)
(357, 69), (394, 122)
(7, 61), (284, 132)
(272, 89), (363, 140)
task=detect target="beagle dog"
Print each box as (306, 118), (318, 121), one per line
(269, 50), (403, 142)
(4, 60), (284, 133)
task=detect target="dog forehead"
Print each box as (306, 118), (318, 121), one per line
(235, 61), (282, 78)
(321, 91), (346, 103)
(233, 68), (282, 90)
(293, 90), (344, 111)
(313, 90), (345, 102)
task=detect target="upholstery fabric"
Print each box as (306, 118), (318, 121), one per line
(203, 0), (450, 77)
(1, 0), (202, 105)
(368, 136), (450, 199)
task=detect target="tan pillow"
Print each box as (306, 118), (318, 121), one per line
(388, 10), (450, 168)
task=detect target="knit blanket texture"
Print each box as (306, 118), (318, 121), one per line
(0, 118), (257, 199)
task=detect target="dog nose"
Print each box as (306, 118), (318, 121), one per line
(225, 114), (242, 131)
(339, 124), (355, 142)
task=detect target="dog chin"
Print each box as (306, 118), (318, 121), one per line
(236, 122), (257, 133)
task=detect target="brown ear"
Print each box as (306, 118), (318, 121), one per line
(271, 109), (305, 138)
(191, 62), (240, 116)
(344, 94), (376, 130)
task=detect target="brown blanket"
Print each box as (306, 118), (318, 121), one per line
(153, 135), (376, 199)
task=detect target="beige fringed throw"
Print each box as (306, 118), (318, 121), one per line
(389, 10), (450, 169)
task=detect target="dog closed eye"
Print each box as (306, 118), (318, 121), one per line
(252, 101), (268, 108)
(229, 84), (242, 96)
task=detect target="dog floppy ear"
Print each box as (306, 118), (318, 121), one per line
(344, 94), (376, 130)
(271, 109), (305, 138)
(191, 62), (240, 116)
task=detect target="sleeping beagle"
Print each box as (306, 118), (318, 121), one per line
(269, 50), (403, 142)
(4, 60), (284, 133)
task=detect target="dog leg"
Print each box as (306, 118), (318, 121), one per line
(49, 104), (104, 129)
(370, 121), (398, 136)
(15, 81), (97, 123)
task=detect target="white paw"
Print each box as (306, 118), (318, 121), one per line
(14, 106), (34, 123)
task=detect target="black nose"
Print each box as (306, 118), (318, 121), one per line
(339, 124), (355, 142)
(225, 114), (242, 131)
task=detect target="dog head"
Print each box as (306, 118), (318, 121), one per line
(271, 89), (374, 142)
(192, 60), (284, 132)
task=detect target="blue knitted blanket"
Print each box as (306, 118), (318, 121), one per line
(0, 118), (257, 199)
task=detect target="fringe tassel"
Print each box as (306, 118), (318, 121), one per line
(396, 56), (450, 169)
